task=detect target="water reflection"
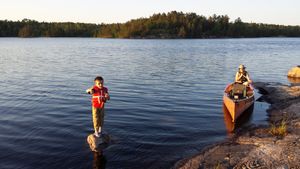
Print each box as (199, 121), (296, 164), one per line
(93, 152), (106, 169)
(223, 104), (254, 133)
(2, 38), (298, 169)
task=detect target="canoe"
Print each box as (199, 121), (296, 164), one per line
(223, 83), (255, 122)
(223, 104), (254, 132)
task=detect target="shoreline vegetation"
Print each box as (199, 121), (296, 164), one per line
(1, 11), (300, 38)
(173, 82), (300, 169)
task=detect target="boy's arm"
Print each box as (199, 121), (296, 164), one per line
(105, 89), (110, 100)
(86, 87), (94, 94)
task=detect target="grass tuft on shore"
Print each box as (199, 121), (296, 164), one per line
(215, 162), (221, 169)
(269, 120), (287, 137)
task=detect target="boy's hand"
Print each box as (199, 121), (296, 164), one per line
(86, 88), (93, 94)
(105, 93), (110, 100)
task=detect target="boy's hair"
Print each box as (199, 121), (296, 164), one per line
(94, 76), (104, 82)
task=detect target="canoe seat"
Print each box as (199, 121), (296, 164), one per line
(230, 83), (246, 99)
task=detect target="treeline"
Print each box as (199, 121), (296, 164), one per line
(0, 19), (99, 37)
(1, 11), (300, 38)
(98, 11), (300, 38)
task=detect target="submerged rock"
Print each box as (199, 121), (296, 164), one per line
(287, 66), (300, 78)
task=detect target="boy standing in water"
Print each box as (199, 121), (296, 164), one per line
(86, 76), (110, 137)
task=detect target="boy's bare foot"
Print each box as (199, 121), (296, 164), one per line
(94, 132), (100, 138)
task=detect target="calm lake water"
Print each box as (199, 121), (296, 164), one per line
(0, 38), (300, 169)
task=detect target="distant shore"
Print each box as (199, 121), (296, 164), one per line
(173, 82), (300, 169)
(1, 11), (300, 38)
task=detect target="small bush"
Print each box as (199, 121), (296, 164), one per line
(270, 120), (287, 137)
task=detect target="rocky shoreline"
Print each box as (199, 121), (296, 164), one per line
(173, 82), (300, 169)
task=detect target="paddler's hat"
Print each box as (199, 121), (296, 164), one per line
(239, 64), (246, 69)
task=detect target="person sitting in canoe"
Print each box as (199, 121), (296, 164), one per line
(235, 64), (252, 86)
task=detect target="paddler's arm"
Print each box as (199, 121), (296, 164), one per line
(245, 73), (252, 83)
(235, 72), (242, 83)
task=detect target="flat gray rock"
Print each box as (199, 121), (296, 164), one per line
(87, 133), (111, 152)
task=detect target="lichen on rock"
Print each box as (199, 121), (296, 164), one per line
(287, 66), (300, 78)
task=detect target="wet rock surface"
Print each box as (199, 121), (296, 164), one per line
(87, 133), (111, 152)
(173, 82), (300, 169)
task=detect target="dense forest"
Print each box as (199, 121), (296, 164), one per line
(0, 19), (99, 37)
(1, 11), (300, 38)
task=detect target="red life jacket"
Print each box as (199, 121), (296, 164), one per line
(92, 86), (108, 108)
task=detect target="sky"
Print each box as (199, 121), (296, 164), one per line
(0, 0), (299, 25)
